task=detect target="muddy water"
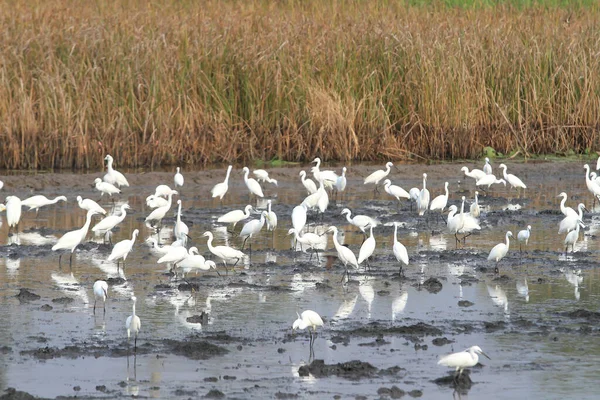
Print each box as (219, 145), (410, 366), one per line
(0, 161), (599, 399)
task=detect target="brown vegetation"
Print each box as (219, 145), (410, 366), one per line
(0, 0), (599, 169)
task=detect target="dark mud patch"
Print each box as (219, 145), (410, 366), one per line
(561, 309), (600, 321)
(458, 300), (474, 307)
(420, 278), (443, 294)
(0, 388), (48, 400)
(186, 313), (209, 324)
(345, 322), (443, 338)
(164, 339), (229, 360)
(377, 386), (406, 398)
(51, 297), (74, 304)
(433, 370), (475, 390)
(298, 359), (377, 380)
(205, 389), (225, 398)
(432, 337), (454, 346)
(15, 289), (40, 303)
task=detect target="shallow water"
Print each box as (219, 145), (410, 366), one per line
(0, 161), (599, 399)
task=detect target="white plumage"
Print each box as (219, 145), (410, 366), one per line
(77, 196), (106, 215)
(393, 222), (409, 275)
(103, 155), (129, 187)
(211, 165), (233, 200)
(242, 166), (264, 198)
(253, 169), (278, 186)
(93, 204), (131, 236)
(145, 191), (176, 228)
(357, 226), (376, 266)
(218, 205), (253, 228)
(384, 179), (410, 201)
(299, 170), (318, 195)
(364, 162), (393, 186)
(292, 310), (324, 334)
(203, 231), (245, 271)
(52, 209), (99, 266)
(126, 296), (141, 350)
(5, 196), (22, 230)
(470, 191), (480, 218)
(174, 199), (189, 243)
(483, 157), (492, 175)
(417, 173), (430, 216)
(157, 244), (188, 266)
(341, 208), (379, 233)
(174, 167), (184, 188)
(517, 225), (531, 252)
(499, 163), (526, 190)
(438, 345), (490, 376)
(564, 222), (583, 253)
(558, 203), (585, 234)
(266, 200), (278, 232)
(22, 195), (67, 213)
(475, 174), (506, 190)
(488, 231), (513, 272)
(93, 280), (108, 314)
(94, 178), (121, 197)
(429, 181), (449, 212)
(460, 166), (487, 181)
(327, 226), (359, 281)
(291, 203), (308, 234)
(107, 229), (138, 269)
(556, 192), (577, 218)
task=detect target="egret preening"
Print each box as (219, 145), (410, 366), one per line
(107, 229), (139, 270)
(357, 225), (376, 270)
(292, 310), (324, 350)
(145, 191), (177, 234)
(77, 196), (106, 215)
(393, 222), (409, 276)
(93, 203), (131, 244)
(103, 155), (129, 187)
(240, 211), (269, 252)
(470, 191), (481, 218)
(52, 209), (99, 267)
(22, 195), (67, 216)
(287, 228), (325, 261)
(326, 226), (359, 282)
(93, 280), (108, 314)
(488, 231), (513, 273)
(174, 199), (189, 244)
(417, 173), (430, 216)
(564, 222), (584, 254)
(145, 195), (167, 209)
(460, 166), (487, 182)
(299, 171), (318, 195)
(438, 345), (490, 380)
(94, 178), (121, 197)
(517, 225), (531, 253)
(203, 231), (246, 273)
(5, 196), (22, 234)
(364, 162), (393, 194)
(211, 165), (233, 201)
(174, 167), (184, 188)
(341, 208), (379, 236)
(483, 157), (492, 175)
(429, 181), (449, 222)
(218, 205), (253, 229)
(145, 237), (174, 255)
(253, 169), (278, 186)
(558, 203), (586, 234)
(126, 296), (141, 352)
(242, 166), (264, 199)
(499, 163), (526, 194)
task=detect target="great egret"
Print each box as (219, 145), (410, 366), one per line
(393, 222), (409, 276)
(22, 195), (67, 215)
(93, 204), (131, 244)
(460, 166), (487, 181)
(559, 203), (586, 234)
(341, 208), (379, 234)
(287, 228), (325, 260)
(52, 209), (99, 267)
(94, 178), (121, 197)
(211, 165), (233, 200)
(154, 184), (174, 198)
(357, 225), (376, 269)
(293, 310), (324, 348)
(145, 191), (177, 233)
(218, 205), (253, 228)
(483, 157), (492, 175)
(174, 199), (189, 244)
(107, 229), (139, 270)
(266, 200), (278, 235)
(499, 164), (526, 193)
(253, 169), (278, 186)
(203, 231), (246, 273)
(174, 167), (184, 188)
(475, 174), (506, 192)
(178, 247), (218, 278)
(93, 280), (108, 314)
(417, 173), (430, 216)
(583, 164), (600, 208)
(242, 166), (264, 198)
(77, 196), (106, 215)
(438, 345), (490, 379)
(5, 196), (22, 233)
(564, 222), (584, 254)
(429, 181), (449, 221)
(157, 244), (188, 267)
(291, 203), (308, 234)
(126, 296), (141, 351)
(364, 162), (393, 193)
(517, 225), (531, 252)
(556, 192), (578, 218)
(311, 157), (338, 189)
(488, 231), (513, 273)
(470, 191), (480, 217)
(326, 226), (359, 282)
(335, 167), (347, 199)
(240, 211), (269, 252)
(299, 171), (318, 195)
(103, 155), (129, 187)
(383, 179), (410, 205)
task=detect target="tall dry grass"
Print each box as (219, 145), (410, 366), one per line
(0, 0), (599, 169)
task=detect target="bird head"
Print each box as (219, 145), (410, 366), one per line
(386, 161), (394, 168)
(287, 228), (296, 236)
(311, 157), (321, 164)
(341, 208), (350, 216)
(472, 346), (491, 360)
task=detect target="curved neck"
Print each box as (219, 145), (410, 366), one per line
(82, 211), (95, 233)
(244, 207), (251, 218)
(505, 234), (511, 247)
(225, 167), (232, 182)
(393, 224), (398, 243)
(107, 159), (114, 172)
(578, 206), (584, 219)
(444, 184), (449, 196)
(206, 234), (214, 251)
(560, 196), (567, 212)
(344, 213), (352, 223)
(243, 169), (249, 182)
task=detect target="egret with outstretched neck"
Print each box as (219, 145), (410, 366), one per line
(53, 209), (100, 267)
(211, 165), (233, 201)
(438, 346), (490, 380)
(126, 296), (141, 352)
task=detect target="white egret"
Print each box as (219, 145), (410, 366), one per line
(326, 226), (359, 282)
(146, 237), (175, 255)
(287, 228), (325, 260)
(174, 167), (184, 188)
(154, 184), (174, 197)
(334, 167), (347, 202)
(559, 203), (586, 234)
(517, 225), (531, 253)
(499, 163), (526, 193)
(475, 174), (506, 192)
(242, 166), (264, 198)
(311, 157), (338, 189)
(94, 178), (121, 197)
(357, 225), (376, 269)
(383, 179), (410, 205)
(299, 171), (318, 195)
(93, 280), (108, 314)
(77, 196), (106, 215)
(483, 157), (492, 175)
(145, 194), (168, 209)
(145, 191), (177, 232)
(429, 181), (449, 220)
(157, 244), (188, 267)
(556, 192), (578, 218)
(0, 180), (3, 190)
(239, 211), (268, 252)
(341, 208), (379, 234)
(5, 196), (22, 233)
(126, 296), (141, 351)
(583, 164), (600, 208)
(22, 195), (67, 215)
(564, 222), (584, 253)
(460, 166), (487, 181)
(178, 247), (218, 277)
(409, 187), (420, 212)
(417, 173), (430, 216)
(293, 310), (324, 346)
(266, 200), (278, 234)
(393, 222), (409, 276)
(174, 199), (189, 244)
(301, 181), (322, 210)
(438, 346), (490, 379)
(291, 203), (308, 234)
(107, 229), (138, 270)
(364, 162), (393, 193)
(218, 204), (253, 228)
(103, 155), (129, 187)
(203, 231), (246, 273)
(488, 231), (513, 273)
(211, 165), (233, 200)
(470, 191), (481, 218)
(253, 169), (278, 186)
(52, 209), (99, 267)
(92, 203), (131, 243)
(316, 180), (329, 215)
(597, 155), (600, 171)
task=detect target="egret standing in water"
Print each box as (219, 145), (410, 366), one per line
(517, 225), (531, 253)
(94, 178), (121, 198)
(22, 195), (67, 216)
(103, 155), (129, 187)
(77, 196), (106, 215)
(266, 200), (278, 243)
(488, 231), (513, 273)
(341, 208), (379, 236)
(253, 169), (278, 186)
(126, 296), (141, 352)
(174, 167), (184, 188)
(107, 229), (139, 271)
(460, 166), (487, 182)
(239, 211), (269, 253)
(211, 165), (233, 201)
(334, 167), (347, 203)
(483, 157), (492, 175)
(383, 179), (410, 209)
(299, 171), (318, 195)
(203, 231), (246, 273)
(292, 310), (324, 349)
(242, 166), (264, 199)
(417, 173), (430, 216)
(93, 280), (108, 314)
(174, 199), (189, 244)
(499, 164), (526, 194)
(364, 162), (393, 194)
(93, 203), (132, 244)
(470, 191), (481, 218)
(438, 345), (490, 380)
(5, 196), (22, 234)
(357, 225), (376, 270)
(52, 209), (100, 267)
(393, 222), (409, 276)
(429, 181), (449, 222)
(564, 222), (584, 254)
(218, 204), (253, 229)
(326, 226), (359, 282)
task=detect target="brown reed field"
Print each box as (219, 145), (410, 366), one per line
(0, 0), (599, 169)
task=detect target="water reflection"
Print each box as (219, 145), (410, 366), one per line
(50, 271), (90, 306)
(391, 291), (408, 322)
(359, 281), (374, 319)
(516, 279), (530, 302)
(562, 268), (583, 301)
(486, 284), (509, 317)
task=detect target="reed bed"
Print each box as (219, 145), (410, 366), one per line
(0, 0), (599, 169)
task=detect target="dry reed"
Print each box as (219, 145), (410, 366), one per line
(0, 0), (599, 169)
